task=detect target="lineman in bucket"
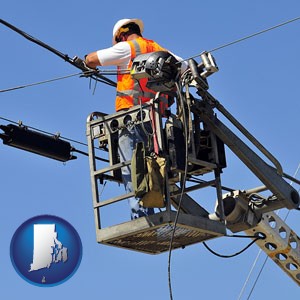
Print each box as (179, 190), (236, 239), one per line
(85, 18), (187, 219)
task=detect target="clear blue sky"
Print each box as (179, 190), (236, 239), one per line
(1, 1), (300, 299)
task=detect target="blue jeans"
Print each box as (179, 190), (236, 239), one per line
(118, 122), (155, 219)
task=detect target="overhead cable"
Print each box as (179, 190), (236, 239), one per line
(0, 18), (116, 87)
(183, 15), (300, 62)
(0, 68), (130, 93)
(0, 72), (83, 93)
(2, 16), (300, 93)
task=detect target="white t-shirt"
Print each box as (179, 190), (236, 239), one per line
(97, 42), (131, 69)
(96, 41), (188, 72)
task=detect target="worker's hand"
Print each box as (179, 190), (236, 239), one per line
(73, 56), (98, 77)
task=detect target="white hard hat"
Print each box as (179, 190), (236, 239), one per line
(112, 18), (144, 45)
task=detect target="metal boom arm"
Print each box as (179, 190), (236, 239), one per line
(191, 98), (299, 211)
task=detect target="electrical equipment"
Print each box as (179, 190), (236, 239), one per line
(131, 51), (180, 92)
(200, 51), (219, 78)
(84, 50), (300, 284)
(164, 114), (226, 176)
(87, 104), (153, 184)
(0, 124), (76, 162)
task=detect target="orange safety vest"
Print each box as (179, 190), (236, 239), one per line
(115, 37), (169, 112)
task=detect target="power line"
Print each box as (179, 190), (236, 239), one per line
(1, 18), (117, 87)
(0, 68), (129, 94)
(2, 16), (300, 94)
(0, 72), (83, 93)
(237, 248), (263, 300)
(183, 15), (300, 61)
(210, 16), (300, 53)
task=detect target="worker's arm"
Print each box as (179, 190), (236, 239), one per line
(85, 52), (101, 68)
(85, 43), (131, 69)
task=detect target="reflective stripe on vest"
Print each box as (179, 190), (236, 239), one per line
(115, 37), (168, 112)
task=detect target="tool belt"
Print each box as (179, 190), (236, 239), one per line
(131, 142), (166, 208)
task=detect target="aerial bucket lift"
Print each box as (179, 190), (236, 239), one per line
(86, 50), (300, 283)
(1, 17), (299, 283)
(86, 98), (226, 254)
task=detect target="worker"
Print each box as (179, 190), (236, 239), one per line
(85, 18), (187, 219)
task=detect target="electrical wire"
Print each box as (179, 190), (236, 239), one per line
(0, 68), (128, 94)
(203, 233), (265, 259)
(2, 16), (300, 94)
(209, 16), (300, 53)
(167, 81), (189, 300)
(237, 248), (263, 300)
(0, 71), (87, 93)
(181, 15), (300, 62)
(1, 18), (117, 87)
